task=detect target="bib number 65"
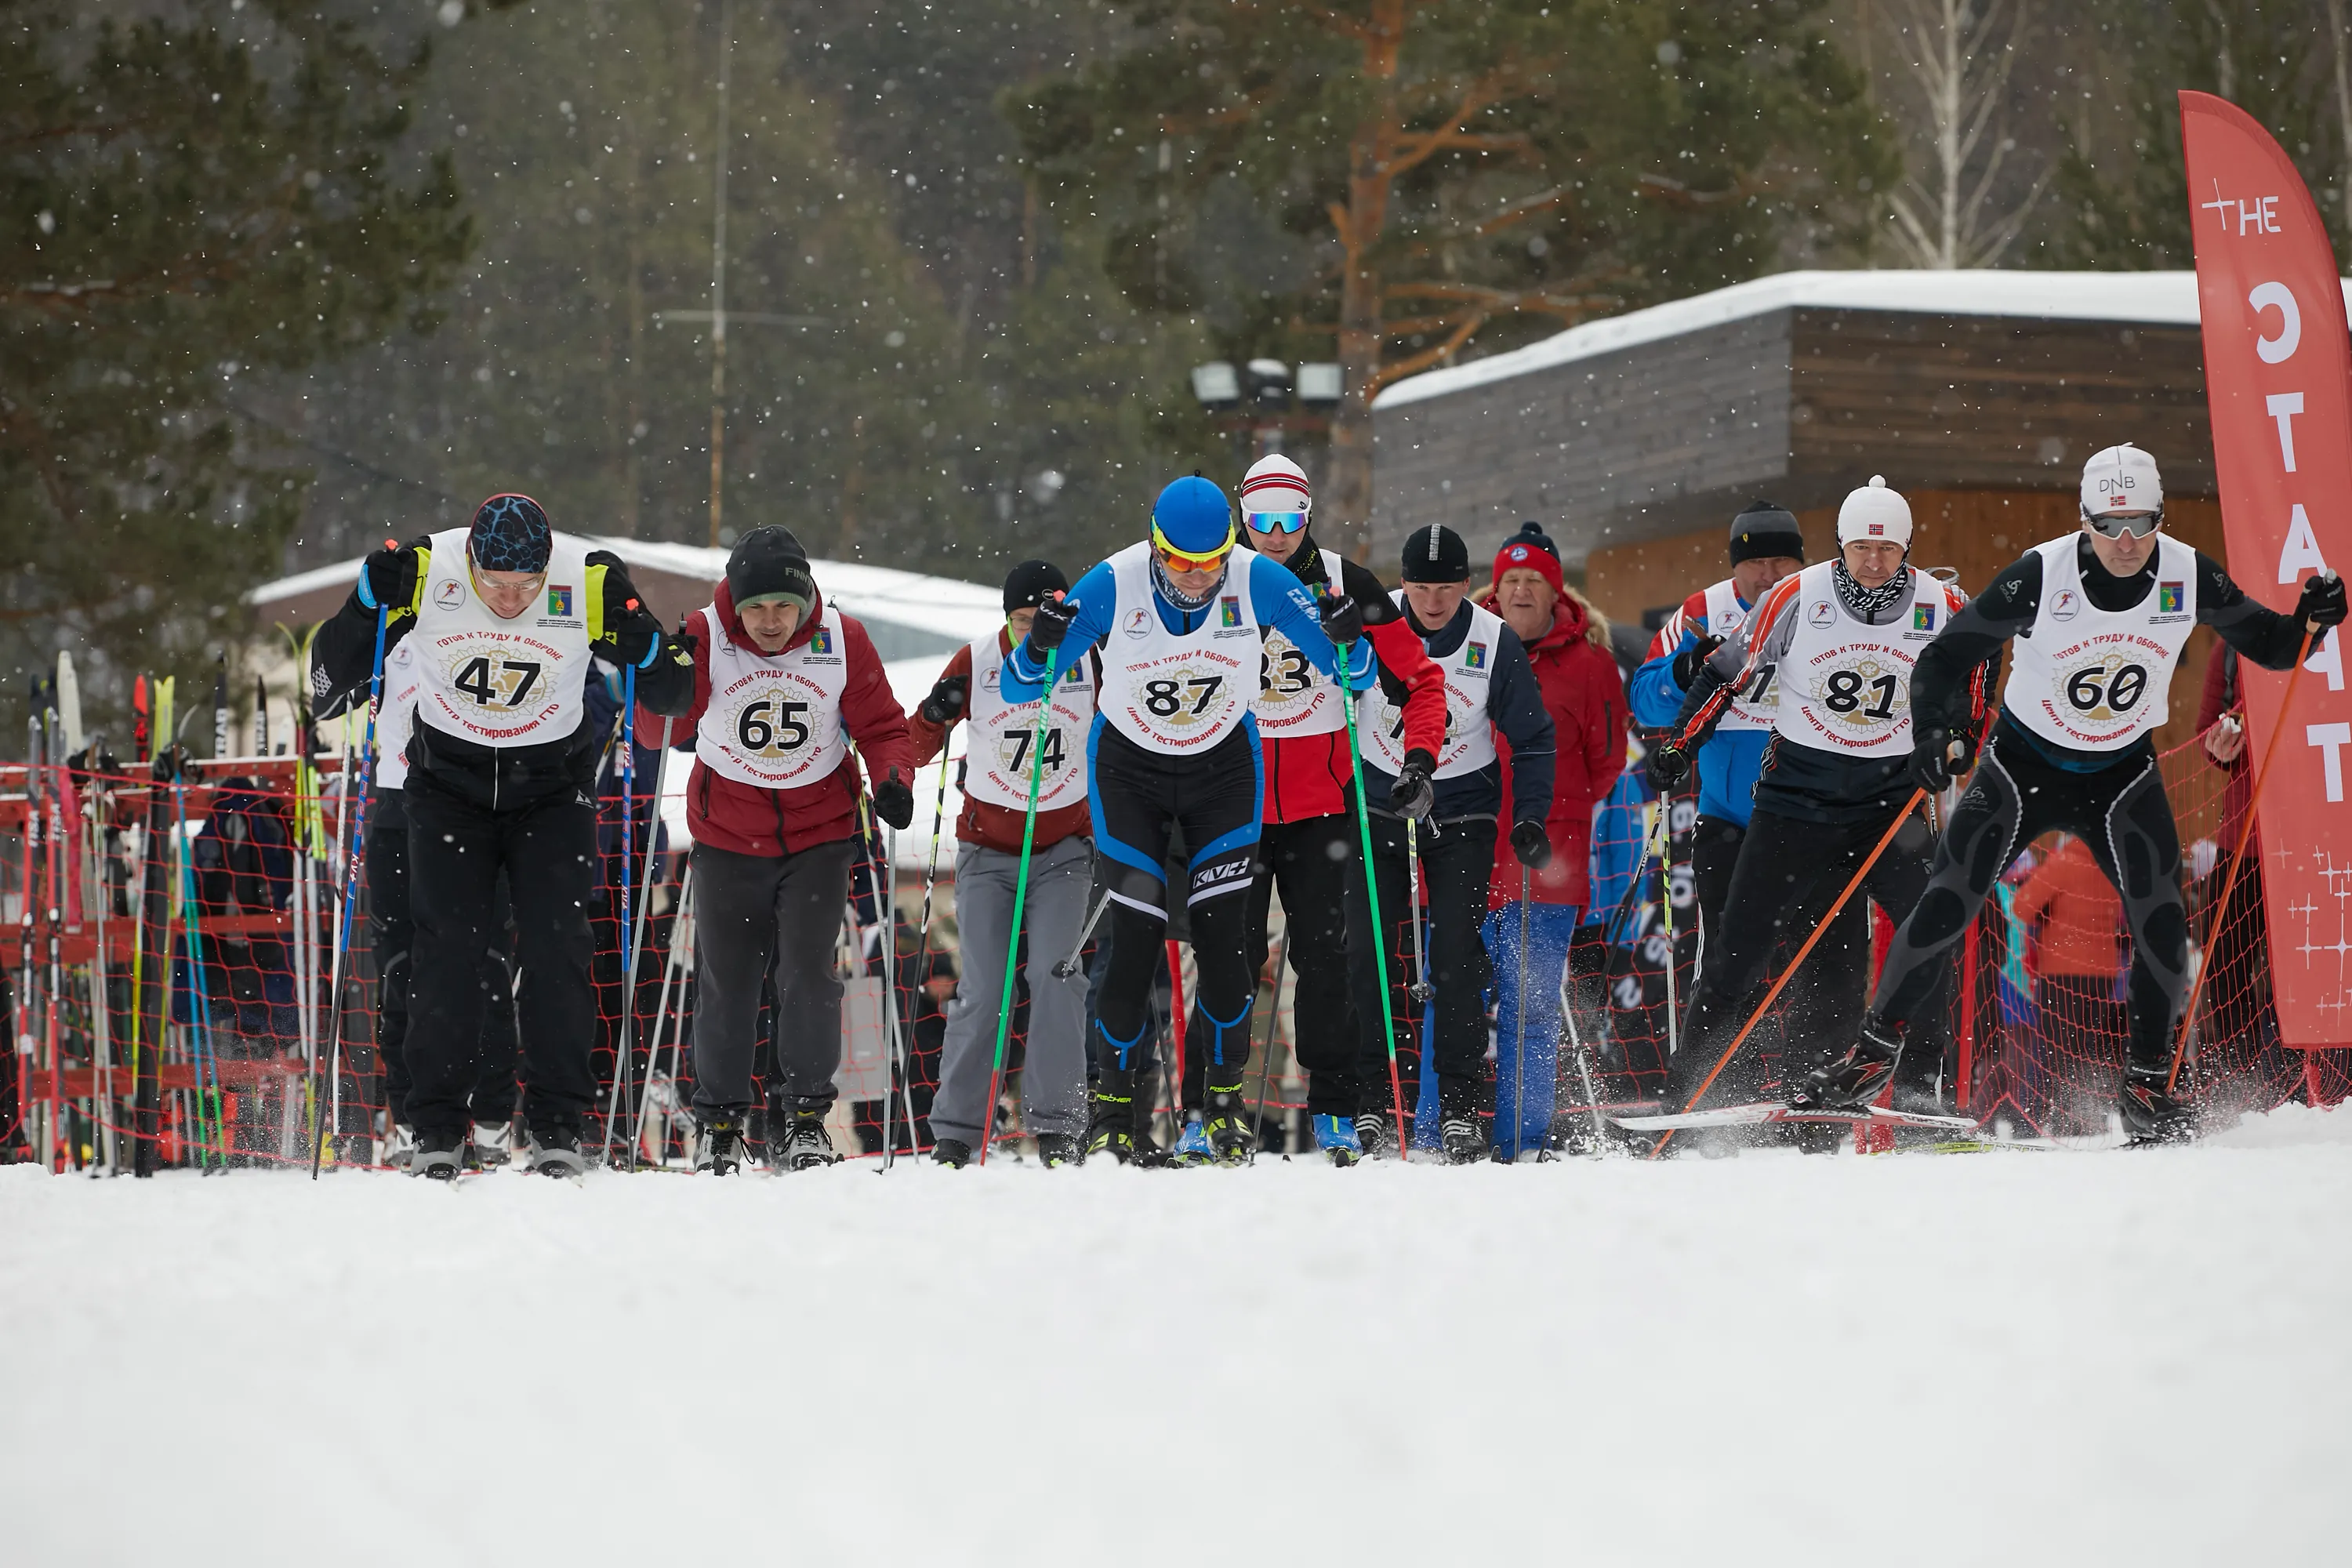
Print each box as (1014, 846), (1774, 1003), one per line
(738, 699), (811, 753)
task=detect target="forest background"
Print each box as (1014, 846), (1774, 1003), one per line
(8, 0), (2352, 732)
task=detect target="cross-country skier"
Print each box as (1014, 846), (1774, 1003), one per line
(1352, 524), (1556, 1163)
(648, 526), (916, 1174)
(1629, 502), (1806, 945)
(309, 615), (519, 1170)
(908, 559), (1099, 1169)
(313, 495), (695, 1178)
(1646, 477), (1974, 1134)
(1238, 454), (1447, 1166)
(1801, 446), (2346, 1142)
(1005, 474), (1382, 1166)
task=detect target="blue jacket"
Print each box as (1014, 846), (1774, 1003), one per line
(1630, 595), (1766, 829)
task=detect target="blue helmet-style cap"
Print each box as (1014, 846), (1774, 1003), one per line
(1150, 475), (1236, 561)
(469, 493), (553, 573)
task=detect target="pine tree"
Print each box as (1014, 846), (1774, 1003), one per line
(0, 0), (474, 739)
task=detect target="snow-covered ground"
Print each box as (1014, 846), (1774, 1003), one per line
(5, 1108), (2350, 1566)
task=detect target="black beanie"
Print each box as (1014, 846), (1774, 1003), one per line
(1002, 559), (1068, 613)
(726, 525), (816, 613)
(1401, 523), (1470, 583)
(1729, 500), (1805, 565)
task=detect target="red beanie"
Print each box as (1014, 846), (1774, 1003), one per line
(1492, 535), (1563, 597)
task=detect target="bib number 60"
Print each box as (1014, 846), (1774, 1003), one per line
(2066, 662), (2147, 715)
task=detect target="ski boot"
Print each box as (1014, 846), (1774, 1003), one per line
(1312, 1113), (1362, 1168)
(411, 1129), (463, 1181)
(769, 1108), (842, 1171)
(1354, 1110), (1399, 1160)
(693, 1116), (744, 1175)
(932, 1137), (974, 1169)
(1438, 1114), (1489, 1164)
(2120, 1063), (2196, 1145)
(525, 1125), (586, 1178)
(382, 1122), (417, 1171)
(1085, 1068), (1143, 1165)
(466, 1121), (514, 1171)
(1171, 1115), (1214, 1165)
(1201, 1085), (1254, 1165)
(1794, 1014), (1904, 1111)
(1033, 1132), (1081, 1168)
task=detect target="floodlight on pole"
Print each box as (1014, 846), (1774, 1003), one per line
(1297, 362), (1343, 408)
(1189, 361), (1241, 409)
(1245, 358), (1293, 411)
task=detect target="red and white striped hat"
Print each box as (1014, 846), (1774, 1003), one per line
(1240, 452), (1312, 515)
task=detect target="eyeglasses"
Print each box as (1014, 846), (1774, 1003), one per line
(2085, 510), (2162, 540)
(1244, 510), (1309, 535)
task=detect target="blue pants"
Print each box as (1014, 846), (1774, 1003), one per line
(1484, 900), (1584, 1160)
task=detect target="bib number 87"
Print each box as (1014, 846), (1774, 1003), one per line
(2067, 662), (2147, 715)
(1142, 674), (1224, 718)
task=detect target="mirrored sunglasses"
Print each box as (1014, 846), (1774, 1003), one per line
(1245, 510), (1310, 535)
(2087, 510), (2161, 540)
(1154, 542), (1231, 572)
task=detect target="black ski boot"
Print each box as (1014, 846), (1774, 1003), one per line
(412, 1129), (464, 1181)
(1085, 1068), (1142, 1165)
(693, 1116), (744, 1175)
(1202, 1083), (1254, 1165)
(1437, 1078), (1490, 1164)
(525, 1124), (586, 1178)
(932, 1137), (974, 1168)
(2120, 1063), (2196, 1145)
(1794, 1014), (1904, 1111)
(1033, 1132), (1081, 1167)
(769, 1108), (841, 1171)
(1354, 1110), (1399, 1160)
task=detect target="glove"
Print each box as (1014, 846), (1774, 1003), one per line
(1909, 725), (1976, 792)
(586, 552), (662, 665)
(356, 539), (418, 612)
(920, 673), (969, 726)
(1388, 748), (1436, 819)
(1646, 740), (1693, 792)
(2296, 570), (2347, 631)
(1509, 818), (1552, 869)
(1671, 633), (1724, 690)
(873, 769), (915, 831)
(1319, 590), (1364, 648)
(1027, 591), (1078, 655)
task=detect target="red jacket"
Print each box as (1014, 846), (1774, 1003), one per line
(907, 630), (1093, 855)
(1482, 589), (1627, 909)
(642, 579), (915, 858)
(1261, 552), (1449, 824)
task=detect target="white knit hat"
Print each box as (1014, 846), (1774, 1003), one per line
(1837, 475), (1913, 548)
(1240, 452), (1312, 516)
(2079, 444), (2164, 518)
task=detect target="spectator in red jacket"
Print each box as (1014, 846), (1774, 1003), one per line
(1479, 521), (1628, 1156)
(644, 525), (915, 1175)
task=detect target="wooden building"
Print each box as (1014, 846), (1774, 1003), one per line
(1367, 268), (2289, 751)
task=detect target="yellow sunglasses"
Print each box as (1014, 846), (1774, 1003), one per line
(1150, 521), (1236, 572)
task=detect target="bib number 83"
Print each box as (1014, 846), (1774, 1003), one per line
(2066, 660), (2147, 717)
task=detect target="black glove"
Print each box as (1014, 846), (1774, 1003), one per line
(1909, 725), (1976, 792)
(1027, 591), (1078, 655)
(1319, 590), (1364, 648)
(1509, 818), (1552, 869)
(357, 539), (419, 612)
(873, 769), (915, 831)
(1388, 748), (1436, 819)
(587, 552), (662, 665)
(920, 673), (969, 726)
(2297, 570), (2347, 631)
(1671, 633), (1724, 690)
(1646, 740), (1693, 792)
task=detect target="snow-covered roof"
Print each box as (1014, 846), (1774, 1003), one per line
(1373, 269), (2352, 412)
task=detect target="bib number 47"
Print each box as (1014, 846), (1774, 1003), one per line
(452, 655), (542, 710)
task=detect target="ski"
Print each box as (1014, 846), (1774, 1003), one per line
(1612, 1102), (1982, 1134)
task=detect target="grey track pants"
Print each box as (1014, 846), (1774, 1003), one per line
(929, 834), (1094, 1145)
(689, 836), (856, 1116)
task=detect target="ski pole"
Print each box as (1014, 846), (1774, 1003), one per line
(1650, 786), (1926, 1159)
(1654, 805), (1680, 1068)
(631, 870), (694, 1160)
(909, 743), (952, 993)
(850, 777), (909, 1171)
(977, 637), (1062, 1167)
(598, 671), (649, 1169)
(308, 735), (354, 1167)
(1247, 931), (1288, 1163)
(314, 598), (388, 1178)
(2165, 621), (2321, 1098)
(616, 716), (674, 1157)
(1559, 973), (1607, 1156)
(1508, 861), (1530, 1162)
(1333, 603), (1410, 1151)
(1405, 816), (1432, 1003)
(1051, 885), (1111, 979)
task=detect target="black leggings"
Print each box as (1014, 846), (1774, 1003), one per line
(1244, 811), (1363, 1115)
(1875, 735), (2187, 1070)
(1089, 724), (1261, 1088)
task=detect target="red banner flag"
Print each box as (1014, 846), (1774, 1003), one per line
(2181, 90), (2352, 1047)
